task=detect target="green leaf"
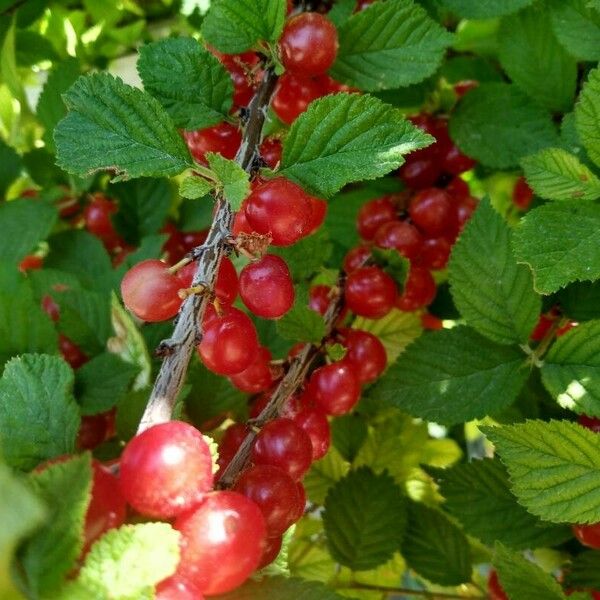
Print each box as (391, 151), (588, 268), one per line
(575, 67), (600, 168)
(556, 280), (600, 321)
(449, 83), (558, 169)
(331, 414), (368, 463)
(304, 447), (350, 505)
(330, 0), (453, 91)
(0, 138), (22, 197)
(15, 30), (59, 67)
(75, 353), (138, 415)
(327, 0), (355, 28)
(498, 5), (577, 113)
(110, 178), (174, 246)
(370, 326), (528, 426)
(448, 198), (540, 345)
(137, 37), (233, 130)
(550, 0), (600, 61)
(541, 321), (600, 416)
(484, 420), (600, 523)
(353, 308), (422, 365)
(180, 175), (214, 200)
(439, 0), (534, 18)
(206, 152), (249, 210)
(22, 148), (68, 188)
(202, 0), (286, 54)
(323, 467), (406, 571)
(36, 58), (81, 152)
(21, 455), (92, 596)
(372, 247), (410, 291)
(279, 94), (433, 198)
(272, 228), (332, 282)
(522, 147), (600, 202)
(55, 73), (192, 180)
(217, 576), (345, 600)
(276, 287), (326, 344)
(0, 354), (80, 471)
(0, 198), (57, 264)
(75, 523), (180, 598)
(493, 542), (566, 600)
(513, 202), (600, 294)
(401, 501), (471, 586)
(434, 458), (571, 549)
(564, 551), (600, 590)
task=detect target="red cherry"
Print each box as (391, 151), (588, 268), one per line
(272, 73), (323, 124)
(41, 294), (60, 322)
(530, 313), (555, 341)
(184, 122), (241, 164)
(579, 415), (600, 433)
(396, 266), (437, 311)
(373, 220), (423, 260)
(574, 523), (600, 549)
(19, 255), (43, 272)
(488, 570), (509, 600)
(233, 464), (300, 536)
(119, 421), (214, 518)
(174, 491), (266, 595)
(441, 144), (476, 175)
(398, 157), (442, 190)
(305, 195), (327, 235)
(249, 391), (273, 419)
(239, 255), (295, 318)
(244, 177), (312, 246)
(77, 410), (116, 450)
(217, 423), (249, 474)
(178, 256), (238, 305)
(251, 418), (313, 480)
(343, 245), (371, 273)
(445, 176), (470, 201)
(408, 188), (455, 237)
(121, 259), (182, 322)
(260, 137), (283, 169)
(84, 194), (118, 244)
(339, 328), (387, 384)
(421, 313), (443, 330)
(279, 13), (338, 76)
(292, 408), (330, 460)
(345, 266), (397, 318)
(230, 347), (274, 394)
(59, 334), (89, 369)
(308, 362), (361, 416)
(454, 79), (478, 97)
(224, 54), (262, 107)
(291, 481), (307, 521)
(456, 196), (478, 228)
(309, 284), (331, 316)
(513, 176), (533, 210)
(233, 200), (254, 235)
(258, 536), (283, 569)
(180, 229), (208, 253)
(156, 577), (205, 600)
(418, 237), (452, 270)
(356, 196), (397, 240)
(198, 306), (259, 375)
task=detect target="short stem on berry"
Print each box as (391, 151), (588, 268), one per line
(167, 256), (192, 275)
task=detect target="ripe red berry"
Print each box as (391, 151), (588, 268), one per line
(178, 256), (238, 305)
(309, 284), (332, 316)
(305, 195), (328, 235)
(578, 415), (600, 433)
(421, 313), (444, 330)
(233, 200), (254, 235)
(573, 522), (600, 549)
(345, 266), (398, 318)
(279, 13), (338, 76)
(445, 176), (470, 201)
(418, 236), (452, 270)
(291, 481), (307, 521)
(343, 245), (371, 273)
(245, 177), (312, 246)
(456, 196), (478, 228)
(258, 535), (283, 569)
(292, 408), (331, 460)
(441, 143), (476, 175)
(260, 137), (283, 169)
(174, 491), (266, 595)
(184, 122), (241, 164)
(42, 294), (60, 322)
(121, 259), (182, 322)
(59, 334), (89, 369)
(239, 254), (294, 318)
(84, 194), (118, 245)
(340, 328), (387, 384)
(233, 464), (301, 536)
(229, 346), (274, 393)
(198, 306), (259, 375)
(356, 196), (397, 240)
(373, 219), (423, 260)
(19, 254), (43, 272)
(156, 577), (205, 600)
(308, 362), (361, 416)
(221, 53), (262, 107)
(251, 417), (313, 480)
(513, 176), (533, 210)
(217, 423), (250, 474)
(454, 79), (478, 97)
(408, 188), (455, 237)
(77, 410), (116, 450)
(398, 157), (441, 190)
(488, 570), (508, 600)
(396, 266), (437, 311)
(119, 421), (214, 518)
(272, 73), (323, 124)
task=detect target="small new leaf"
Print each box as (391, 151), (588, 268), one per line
(521, 147), (600, 201)
(280, 94), (433, 198)
(180, 175), (214, 200)
(484, 420), (600, 523)
(325, 343), (347, 362)
(55, 73), (192, 180)
(138, 38), (233, 130)
(206, 152), (250, 210)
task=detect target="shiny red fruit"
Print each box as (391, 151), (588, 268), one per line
(356, 196), (397, 240)
(260, 137), (283, 169)
(19, 255), (43, 272)
(309, 284), (331, 316)
(217, 423), (249, 474)
(59, 334), (89, 369)
(445, 176), (470, 201)
(454, 79), (479, 97)
(121, 259), (182, 322)
(513, 176), (533, 210)
(421, 313), (443, 330)
(156, 577), (205, 600)
(373, 219), (423, 260)
(292, 408), (330, 460)
(245, 177), (312, 246)
(305, 195), (327, 235)
(340, 328), (387, 384)
(119, 420), (214, 518)
(41, 294), (60, 322)
(177, 256), (238, 305)
(578, 415), (600, 433)
(409, 188), (455, 237)
(230, 346), (274, 394)
(419, 237), (452, 270)
(174, 491), (266, 595)
(396, 266), (437, 311)
(233, 464), (300, 536)
(251, 418), (313, 480)
(233, 200), (254, 235)
(573, 523), (600, 549)
(488, 570), (508, 600)
(398, 157), (441, 190)
(258, 536), (283, 569)
(345, 266), (397, 318)
(457, 196), (478, 228)
(291, 481), (307, 521)
(84, 195), (118, 243)
(343, 245), (371, 273)
(77, 410), (116, 450)
(272, 73), (323, 124)
(308, 362), (361, 416)
(441, 144), (476, 175)
(280, 13), (338, 76)
(184, 122), (241, 164)
(198, 306), (259, 375)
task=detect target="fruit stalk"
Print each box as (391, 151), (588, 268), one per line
(137, 68), (278, 432)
